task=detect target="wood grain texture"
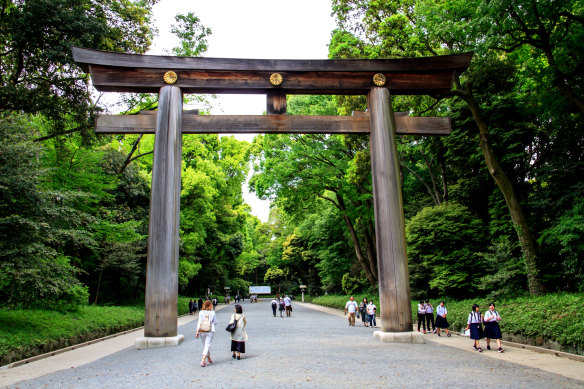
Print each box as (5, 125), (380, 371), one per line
(73, 47), (473, 72)
(95, 113), (451, 135)
(73, 47), (472, 94)
(267, 92), (287, 115)
(144, 86), (182, 338)
(368, 87), (413, 333)
(86, 65), (458, 95)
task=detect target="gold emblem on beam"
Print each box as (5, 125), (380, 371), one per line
(270, 73), (283, 86)
(373, 73), (386, 86)
(163, 71), (178, 84)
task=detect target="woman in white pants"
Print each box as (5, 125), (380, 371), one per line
(196, 300), (217, 367)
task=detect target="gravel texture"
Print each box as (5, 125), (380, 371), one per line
(4, 301), (583, 389)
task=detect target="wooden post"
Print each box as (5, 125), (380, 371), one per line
(144, 85), (183, 338)
(368, 87), (413, 333)
(267, 91), (287, 115)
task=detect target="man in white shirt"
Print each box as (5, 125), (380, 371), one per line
(344, 296), (359, 326)
(284, 295), (292, 317)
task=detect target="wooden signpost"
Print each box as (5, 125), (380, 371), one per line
(73, 47), (471, 346)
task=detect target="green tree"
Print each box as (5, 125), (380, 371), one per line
(406, 203), (488, 299)
(0, 114), (88, 308)
(0, 0), (157, 138)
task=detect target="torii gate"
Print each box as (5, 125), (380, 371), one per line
(73, 47), (472, 347)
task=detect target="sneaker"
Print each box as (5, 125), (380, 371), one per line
(477, 348), (483, 352)
(473, 345), (478, 351)
(487, 345), (491, 350)
(447, 333), (451, 337)
(498, 347), (504, 353)
(433, 329), (437, 333)
(423, 331), (426, 334)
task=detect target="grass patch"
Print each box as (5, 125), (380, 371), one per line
(313, 292), (584, 353)
(1, 296), (194, 365)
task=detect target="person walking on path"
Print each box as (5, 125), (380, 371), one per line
(195, 300), (217, 367)
(417, 300), (427, 333)
(198, 297), (204, 312)
(425, 299), (436, 333)
(278, 297), (285, 317)
(344, 296), (359, 326)
(359, 298), (369, 327)
(230, 304), (248, 360)
(212, 297), (218, 310)
(484, 303), (504, 353)
(189, 299), (195, 315)
(284, 295), (292, 317)
(435, 301), (451, 337)
(465, 303), (485, 352)
(271, 297), (278, 317)
(367, 300), (377, 328)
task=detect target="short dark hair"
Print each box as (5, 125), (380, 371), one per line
(235, 304), (243, 314)
(489, 302), (495, 308)
(420, 300), (424, 304)
(425, 299), (429, 303)
(472, 303), (479, 311)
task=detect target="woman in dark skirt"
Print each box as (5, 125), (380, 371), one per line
(464, 304), (484, 352)
(230, 304), (248, 360)
(359, 298), (369, 327)
(484, 302), (504, 352)
(435, 301), (451, 337)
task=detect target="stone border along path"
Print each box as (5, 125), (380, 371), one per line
(1, 300), (583, 388)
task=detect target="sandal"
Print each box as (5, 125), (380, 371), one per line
(200, 361), (207, 367)
(207, 356), (213, 364)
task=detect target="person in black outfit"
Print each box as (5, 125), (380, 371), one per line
(198, 297), (204, 312)
(189, 299), (195, 315)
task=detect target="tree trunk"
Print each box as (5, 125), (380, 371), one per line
(453, 78), (546, 296)
(318, 193), (378, 286)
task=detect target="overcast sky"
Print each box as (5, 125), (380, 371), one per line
(148, 1), (336, 222)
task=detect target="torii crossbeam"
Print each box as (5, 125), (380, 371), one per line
(73, 47), (472, 347)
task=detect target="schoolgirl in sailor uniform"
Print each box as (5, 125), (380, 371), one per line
(435, 301), (451, 337)
(417, 300), (427, 333)
(464, 304), (484, 352)
(425, 299), (436, 333)
(484, 302), (504, 352)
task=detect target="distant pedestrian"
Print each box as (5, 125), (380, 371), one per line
(435, 301), (451, 337)
(212, 297), (218, 310)
(484, 303), (504, 353)
(417, 300), (427, 333)
(344, 296), (358, 326)
(278, 297), (285, 317)
(359, 298), (369, 327)
(230, 304), (248, 360)
(196, 300), (217, 367)
(189, 299), (195, 315)
(198, 297), (204, 312)
(271, 297), (278, 317)
(465, 304), (484, 352)
(367, 300), (377, 328)
(425, 299), (436, 333)
(284, 295), (292, 317)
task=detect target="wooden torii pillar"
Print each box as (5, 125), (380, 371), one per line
(73, 47), (472, 346)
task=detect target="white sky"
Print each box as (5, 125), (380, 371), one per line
(148, 0), (336, 222)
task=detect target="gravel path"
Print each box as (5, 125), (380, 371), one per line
(3, 301), (583, 389)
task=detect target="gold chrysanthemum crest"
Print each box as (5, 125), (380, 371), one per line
(270, 73), (283, 86)
(373, 73), (386, 86)
(163, 71), (178, 84)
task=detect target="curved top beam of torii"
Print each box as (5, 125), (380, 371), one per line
(72, 47), (472, 95)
